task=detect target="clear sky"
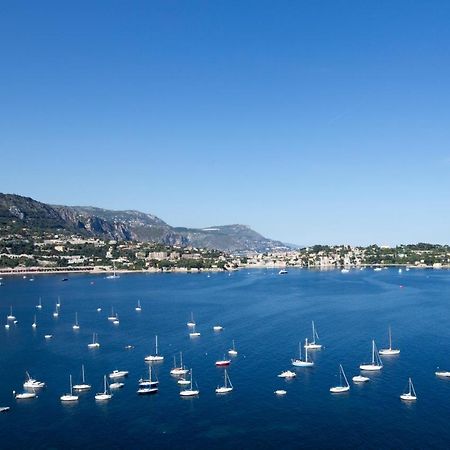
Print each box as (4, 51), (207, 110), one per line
(1, 1), (449, 246)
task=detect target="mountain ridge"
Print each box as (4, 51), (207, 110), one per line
(0, 193), (292, 253)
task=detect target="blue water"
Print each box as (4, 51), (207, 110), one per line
(0, 268), (450, 449)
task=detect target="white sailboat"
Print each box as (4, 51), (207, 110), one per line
(292, 340), (314, 367)
(187, 312), (196, 327)
(7, 306), (15, 321)
(379, 327), (400, 355)
(330, 364), (350, 393)
(95, 375), (112, 401)
(72, 312), (80, 330)
(189, 324), (201, 337)
(88, 333), (100, 348)
(106, 264), (120, 279)
(36, 297), (42, 309)
(305, 321), (322, 350)
(113, 313), (120, 325)
(53, 303), (59, 318)
(170, 353), (189, 376)
(108, 307), (116, 321)
(179, 369), (199, 397)
(213, 325), (223, 331)
(73, 365), (91, 391)
(228, 340), (238, 356)
(135, 300), (142, 312)
(139, 366), (159, 387)
(144, 335), (164, 362)
(360, 340), (383, 371)
(400, 378), (417, 401)
(4, 316), (10, 329)
(56, 296), (61, 308)
(32, 314), (37, 329)
(215, 355), (231, 367)
(215, 369), (233, 394)
(14, 390), (37, 399)
(60, 375), (79, 402)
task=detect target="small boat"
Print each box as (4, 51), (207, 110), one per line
(53, 303), (59, 318)
(352, 375), (370, 383)
(32, 315), (37, 329)
(124, 345), (134, 350)
(113, 314), (120, 325)
(56, 297), (61, 308)
(274, 390), (287, 395)
(278, 269), (288, 275)
(73, 365), (91, 391)
(400, 377), (417, 401)
(144, 335), (164, 362)
(379, 327), (400, 355)
(14, 391), (37, 399)
(215, 369), (233, 394)
(72, 312), (80, 331)
(435, 370), (450, 378)
(228, 340), (238, 356)
(215, 356), (231, 367)
(36, 298), (43, 309)
(278, 370), (296, 378)
(44, 334), (53, 340)
(189, 324), (201, 338)
(62, 278), (68, 281)
(4, 316), (10, 329)
(0, 407), (10, 412)
(88, 333), (100, 348)
(97, 307), (102, 312)
(137, 385), (158, 395)
(374, 267), (383, 272)
(292, 340), (314, 367)
(107, 307), (116, 321)
(106, 264), (120, 279)
(330, 364), (350, 393)
(7, 306), (15, 321)
(341, 268), (350, 274)
(177, 378), (191, 386)
(139, 366), (159, 387)
(170, 353), (189, 376)
(23, 372), (45, 389)
(109, 370), (129, 379)
(305, 321), (322, 350)
(179, 369), (199, 397)
(213, 325), (223, 331)
(60, 375), (79, 402)
(110, 382), (124, 389)
(360, 340), (383, 371)
(135, 300), (142, 312)
(187, 312), (196, 327)
(95, 375), (112, 401)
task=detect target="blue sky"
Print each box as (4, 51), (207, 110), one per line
(1, 1), (449, 245)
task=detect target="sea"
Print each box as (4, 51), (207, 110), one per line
(0, 268), (450, 449)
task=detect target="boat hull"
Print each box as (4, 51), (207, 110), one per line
(330, 386), (350, 393)
(400, 394), (417, 401)
(180, 390), (199, 397)
(215, 387), (233, 394)
(379, 349), (400, 355)
(359, 364), (382, 371)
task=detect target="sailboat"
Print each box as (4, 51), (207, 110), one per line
(400, 378), (417, 401)
(72, 312), (80, 330)
(95, 375), (112, 401)
(36, 297), (42, 309)
(73, 365), (91, 391)
(189, 324), (201, 337)
(113, 313), (120, 325)
(215, 369), (233, 394)
(228, 340), (238, 356)
(106, 264), (120, 279)
(4, 316), (10, 329)
(32, 315), (37, 329)
(144, 335), (164, 362)
(179, 369), (199, 396)
(14, 389), (37, 399)
(379, 327), (400, 355)
(292, 339), (314, 367)
(187, 312), (196, 327)
(88, 333), (100, 348)
(360, 340), (383, 371)
(60, 375), (79, 402)
(139, 366), (159, 387)
(135, 300), (142, 312)
(53, 303), (59, 318)
(7, 306), (15, 321)
(107, 307), (116, 321)
(56, 297), (61, 307)
(170, 353), (189, 376)
(137, 366), (158, 394)
(305, 321), (322, 350)
(330, 364), (350, 393)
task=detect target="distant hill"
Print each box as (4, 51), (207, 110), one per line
(0, 193), (292, 253)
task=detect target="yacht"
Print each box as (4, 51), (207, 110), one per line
(73, 365), (91, 391)
(278, 269), (288, 275)
(274, 390), (287, 395)
(14, 391), (37, 399)
(44, 334), (53, 339)
(109, 370), (129, 379)
(352, 375), (370, 383)
(278, 370), (296, 378)
(213, 325), (224, 331)
(110, 382), (124, 389)
(360, 340), (383, 371)
(95, 376), (112, 401)
(144, 335), (164, 362)
(292, 340), (314, 367)
(179, 369), (199, 397)
(60, 375), (79, 402)
(23, 372), (45, 389)
(435, 370), (450, 378)
(330, 364), (350, 393)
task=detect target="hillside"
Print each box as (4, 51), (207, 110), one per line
(0, 193), (291, 253)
